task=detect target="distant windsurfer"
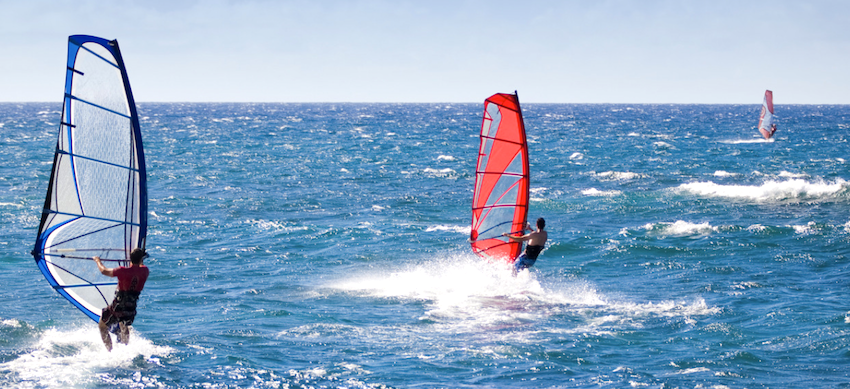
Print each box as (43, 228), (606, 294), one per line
(93, 248), (149, 351)
(503, 218), (547, 274)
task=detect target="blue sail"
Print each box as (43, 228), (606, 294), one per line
(32, 35), (147, 322)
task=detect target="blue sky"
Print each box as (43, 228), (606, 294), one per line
(2, 0), (849, 103)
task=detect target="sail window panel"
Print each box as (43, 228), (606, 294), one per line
(483, 139), (520, 174)
(475, 171), (508, 210)
(483, 104), (502, 138)
(476, 206), (516, 239)
(41, 213), (75, 235)
(488, 105), (522, 144)
(65, 285), (112, 315)
(124, 223), (142, 252)
(53, 153), (84, 215)
(45, 260), (88, 286)
(45, 260), (113, 314)
(476, 136), (494, 173)
(45, 217), (125, 256)
(58, 119), (72, 152)
(44, 218), (124, 315)
(78, 42), (119, 68)
(40, 213), (59, 234)
(473, 138), (499, 210)
(45, 258), (114, 313)
(71, 44), (129, 117)
(473, 171), (495, 209)
(45, 253), (113, 314)
(503, 152), (525, 175)
(130, 135), (142, 171)
(480, 117), (494, 141)
(123, 170), (142, 245)
(73, 158), (132, 221)
(44, 218), (125, 314)
(70, 101), (132, 166)
(127, 170), (143, 226)
(485, 175), (521, 208)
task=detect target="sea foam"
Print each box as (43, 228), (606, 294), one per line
(675, 178), (848, 202)
(582, 188), (623, 197)
(624, 220), (719, 238)
(0, 325), (172, 388)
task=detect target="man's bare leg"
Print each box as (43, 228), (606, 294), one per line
(118, 322), (130, 345)
(98, 319), (113, 352)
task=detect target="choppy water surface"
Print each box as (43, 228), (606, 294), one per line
(1, 102), (849, 387)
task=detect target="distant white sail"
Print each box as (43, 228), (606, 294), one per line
(32, 35), (147, 322)
(758, 90), (777, 139)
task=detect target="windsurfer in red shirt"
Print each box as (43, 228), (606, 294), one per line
(93, 248), (149, 351)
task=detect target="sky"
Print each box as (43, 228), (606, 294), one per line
(1, 0), (849, 104)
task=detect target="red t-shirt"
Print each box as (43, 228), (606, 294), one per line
(113, 265), (149, 292)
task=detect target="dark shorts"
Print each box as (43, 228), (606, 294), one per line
(513, 253), (537, 272)
(101, 290), (140, 329)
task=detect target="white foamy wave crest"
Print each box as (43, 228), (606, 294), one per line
(247, 219), (308, 232)
(582, 188), (622, 197)
(423, 168), (455, 177)
(425, 225), (470, 234)
(595, 171), (644, 181)
(569, 152), (584, 160)
(530, 187), (549, 202)
(530, 187), (547, 195)
(640, 221), (718, 237)
(554, 297), (720, 337)
(612, 298), (720, 318)
(2, 318), (26, 327)
(437, 155), (455, 161)
(0, 325), (172, 388)
(790, 221), (817, 235)
(747, 224), (767, 232)
(731, 281), (763, 291)
(332, 255), (606, 327)
(778, 171), (806, 178)
(675, 178), (849, 202)
(713, 171), (739, 177)
(531, 187), (564, 202)
(674, 367), (712, 375)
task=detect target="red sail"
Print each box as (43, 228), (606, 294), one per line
(470, 92), (529, 263)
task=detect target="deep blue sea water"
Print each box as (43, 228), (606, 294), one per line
(1, 102), (849, 388)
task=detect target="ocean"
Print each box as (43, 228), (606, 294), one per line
(1, 102), (849, 388)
